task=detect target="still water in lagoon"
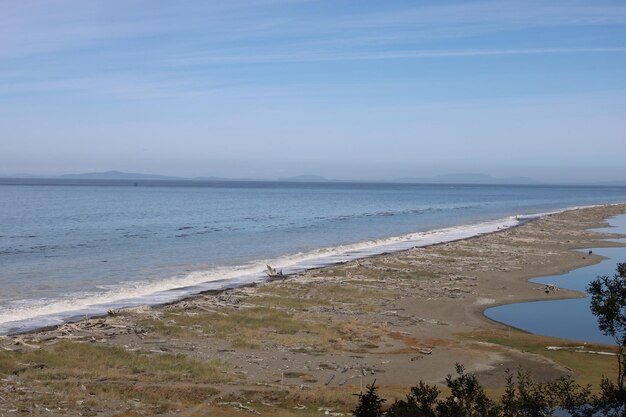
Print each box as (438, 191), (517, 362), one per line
(485, 214), (626, 345)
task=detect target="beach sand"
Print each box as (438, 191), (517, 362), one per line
(1, 204), (625, 416)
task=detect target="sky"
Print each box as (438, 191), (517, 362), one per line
(1, 0), (626, 182)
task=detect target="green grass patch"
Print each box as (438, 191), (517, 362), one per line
(156, 305), (391, 354)
(147, 307), (308, 336)
(231, 337), (261, 349)
(0, 341), (230, 384)
(460, 329), (618, 388)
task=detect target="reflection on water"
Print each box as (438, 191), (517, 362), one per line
(485, 214), (626, 345)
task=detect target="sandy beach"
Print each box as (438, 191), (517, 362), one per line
(1, 204), (626, 416)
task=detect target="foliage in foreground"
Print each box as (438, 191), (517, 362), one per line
(354, 364), (619, 417)
(588, 262), (626, 414)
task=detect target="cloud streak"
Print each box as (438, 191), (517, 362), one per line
(169, 47), (626, 67)
(2, 0), (626, 60)
(1, 0), (625, 100)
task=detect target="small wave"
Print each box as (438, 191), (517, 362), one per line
(1, 241), (98, 256)
(169, 225), (243, 238)
(306, 205), (476, 225)
(122, 233), (151, 238)
(241, 215), (282, 221)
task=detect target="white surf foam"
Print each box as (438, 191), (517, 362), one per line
(0, 204), (612, 335)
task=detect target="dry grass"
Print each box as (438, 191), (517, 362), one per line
(402, 269), (440, 279)
(0, 341), (230, 414)
(231, 336), (261, 349)
(247, 294), (330, 310)
(269, 279), (394, 305)
(141, 296), (392, 353)
(0, 341), (229, 383)
(140, 307), (339, 351)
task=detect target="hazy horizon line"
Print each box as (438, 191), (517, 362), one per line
(2, 170), (625, 187)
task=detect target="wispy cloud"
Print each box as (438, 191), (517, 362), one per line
(0, 0), (311, 58)
(334, 1), (626, 31)
(2, 0), (626, 59)
(167, 47), (626, 67)
(3, 46), (624, 101)
(1, 0), (625, 100)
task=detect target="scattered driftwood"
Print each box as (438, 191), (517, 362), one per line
(546, 346), (615, 356)
(266, 264), (284, 279)
(13, 338), (40, 350)
(217, 293), (244, 306)
(216, 402), (260, 414)
(324, 374), (335, 385)
(108, 305), (151, 316)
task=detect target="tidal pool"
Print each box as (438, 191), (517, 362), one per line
(485, 213), (626, 345)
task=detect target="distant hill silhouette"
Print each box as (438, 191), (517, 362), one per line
(594, 180), (626, 187)
(59, 171), (181, 180)
(57, 171), (240, 182)
(6, 171), (623, 186)
(392, 173), (540, 185)
(279, 174), (330, 182)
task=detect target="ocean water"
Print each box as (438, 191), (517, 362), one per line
(1, 179), (626, 335)
(485, 214), (626, 345)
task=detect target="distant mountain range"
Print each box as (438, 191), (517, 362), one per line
(55, 171), (538, 184)
(2, 170), (625, 186)
(58, 170), (233, 181)
(597, 180), (626, 186)
(28, 171), (333, 183)
(390, 173), (540, 185)
(278, 174), (330, 182)
(60, 171), (180, 180)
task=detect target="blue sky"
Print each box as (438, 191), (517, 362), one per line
(1, 0), (626, 182)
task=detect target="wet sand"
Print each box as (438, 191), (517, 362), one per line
(1, 204), (625, 416)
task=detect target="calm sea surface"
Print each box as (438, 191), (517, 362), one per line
(2, 179), (626, 334)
